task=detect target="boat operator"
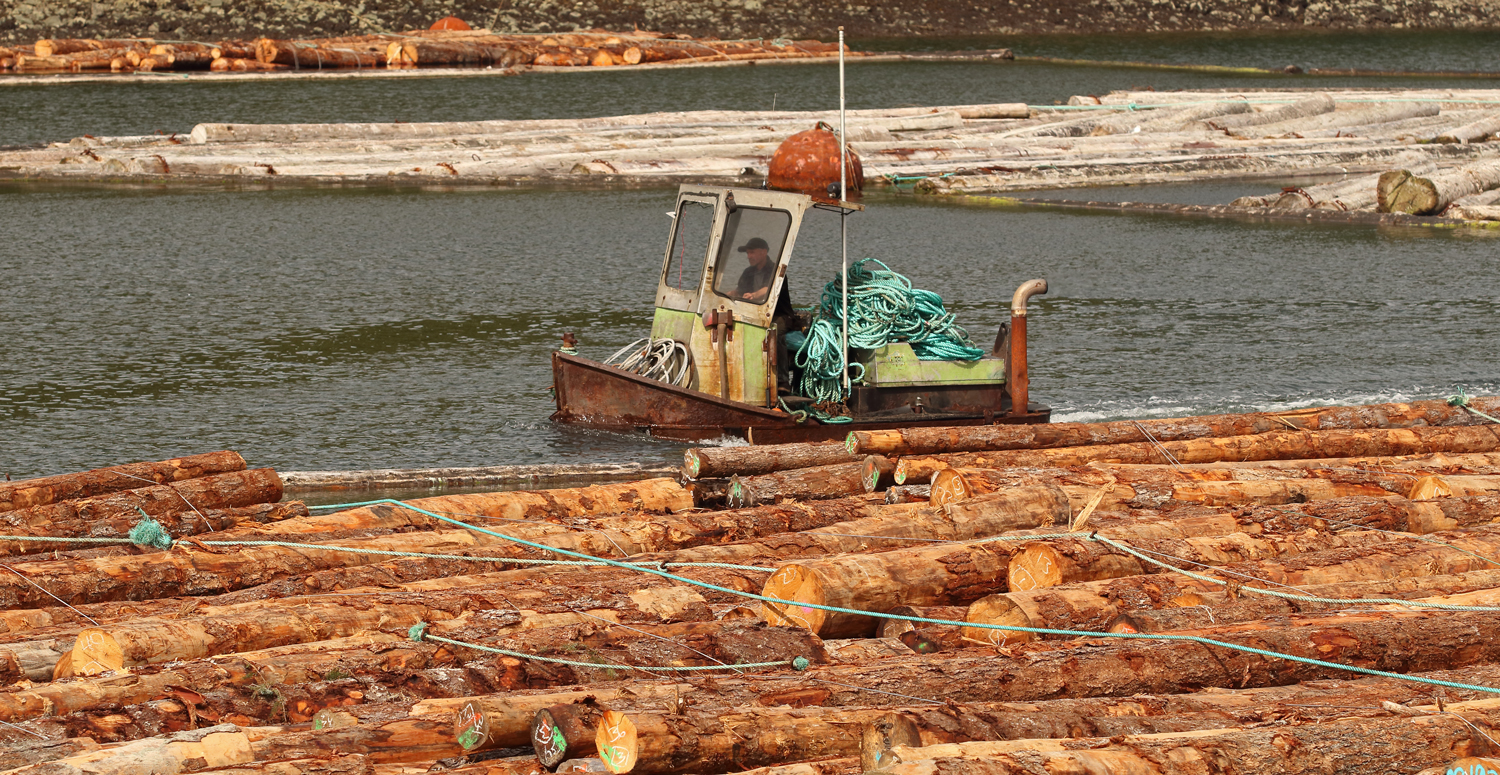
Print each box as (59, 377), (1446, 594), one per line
(734, 237), (776, 303)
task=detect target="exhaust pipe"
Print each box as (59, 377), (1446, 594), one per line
(1007, 279), (1048, 418)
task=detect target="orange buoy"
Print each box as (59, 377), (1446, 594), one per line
(430, 16), (472, 30)
(767, 121), (863, 201)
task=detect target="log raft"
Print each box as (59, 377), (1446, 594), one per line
(4, 396), (1500, 774)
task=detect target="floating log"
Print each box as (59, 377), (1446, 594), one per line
(1450, 204), (1500, 220)
(1232, 101), (1441, 138)
(1378, 160), (1500, 214)
(34, 38), (152, 56)
(727, 461), (887, 507)
(1433, 111), (1500, 143)
(1203, 93), (1336, 130)
(895, 425), (1500, 477)
(969, 526), (1500, 644)
(0, 451), (246, 513)
(684, 442), (857, 479)
(1, 467), (284, 530)
(254, 39), (382, 68)
(873, 700), (1500, 775)
(392, 39), (534, 68)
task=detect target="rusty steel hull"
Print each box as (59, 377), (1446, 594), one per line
(550, 352), (1050, 444)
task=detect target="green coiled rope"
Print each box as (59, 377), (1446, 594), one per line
(794, 258), (986, 420)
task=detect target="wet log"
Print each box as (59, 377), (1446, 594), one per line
(34, 38), (151, 56)
(0, 467), (284, 530)
(1378, 160), (1500, 214)
(1204, 93), (1336, 130)
(0, 450), (246, 513)
(1450, 204), (1500, 221)
(727, 461), (888, 507)
(1006, 527), (1393, 593)
(254, 39), (382, 68)
(0, 500), (306, 557)
(531, 700), (607, 767)
(684, 442), (857, 480)
(852, 395), (1494, 455)
(1434, 112), (1500, 143)
(895, 425), (1500, 477)
(966, 529), (1500, 643)
(872, 701), (1500, 775)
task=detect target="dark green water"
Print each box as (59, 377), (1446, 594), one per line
(3, 31), (1499, 478)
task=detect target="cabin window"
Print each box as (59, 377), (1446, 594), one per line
(712, 207), (792, 304)
(664, 200), (714, 292)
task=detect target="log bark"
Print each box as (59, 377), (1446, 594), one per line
(872, 704), (1500, 775)
(0, 451), (246, 513)
(762, 496), (1349, 637)
(34, 38), (152, 56)
(0, 500), (306, 557)
(0, 467), (284, 530)
(1379, 161), (1500, 214)
(1109, 581), (1500, 634)
(966, 529), (1500, 643)
(760, 484), (1073, 636)
(149, 43), (216, 68)
(851, 398), (1499, 457)
(1434, 112), (1500, 143)
(1005, 528), (1393, 593)
(10, 724), (256, 775)
(1204, 93), (1335, 130)
(254, 39), (382, 68)
(250, 716), (461, 763)
(395, 39), (532, 67)
(727, 462), (885, 507)
(684, 442), (858, 479)
(896, 425), (1500, 475)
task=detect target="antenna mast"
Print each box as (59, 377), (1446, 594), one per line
(838, 26), (850, 395)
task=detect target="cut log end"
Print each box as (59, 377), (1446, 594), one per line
(455, 699), (496, 752)
(65, 628), (124, 678)
(1409, 475), (1454, 500)
(534, 701), (606, 770)
(761, 564), (826, 633)
(595, 710), (638, 774)
(1008, 544), (1063, 592)
(683, 449), (702, 480)
(961, 594), (1037, 646)
(861, 713), (923, 773)
(929, 468), (972, 507)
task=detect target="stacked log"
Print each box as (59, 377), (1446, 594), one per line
(6, 397), (1500, 774)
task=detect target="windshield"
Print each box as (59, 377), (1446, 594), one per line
(664, 199), (714, 293)
(712, 207), (792, 305)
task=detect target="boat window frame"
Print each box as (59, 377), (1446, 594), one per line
(709, 206), (795, 306)
(656, 191), (724, 315)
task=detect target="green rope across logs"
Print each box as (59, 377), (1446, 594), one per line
(794, 258), (986, 421)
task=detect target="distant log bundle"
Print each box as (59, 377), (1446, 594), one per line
(1378, 160), (1500, 214)
(8, 29), (853, 75)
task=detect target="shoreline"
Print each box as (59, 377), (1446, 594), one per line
(3, 0), (1499, 46)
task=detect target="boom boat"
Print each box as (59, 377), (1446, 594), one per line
(549, 184), (1051, 444)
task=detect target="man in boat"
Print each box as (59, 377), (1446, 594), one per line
(734, 237), (776, 303)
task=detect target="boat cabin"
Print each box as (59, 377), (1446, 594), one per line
(550, 184), (1049, 443)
